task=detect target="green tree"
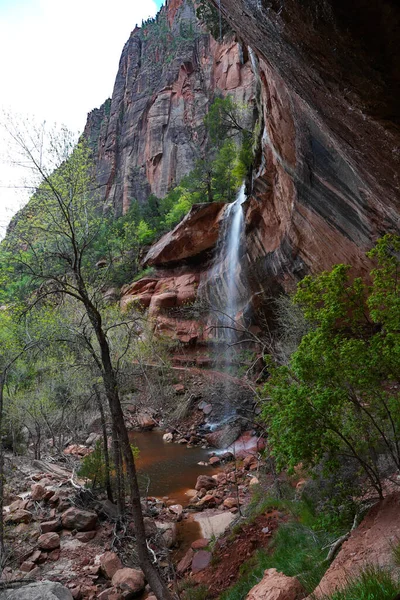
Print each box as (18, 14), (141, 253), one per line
(262, 235), (400, 499)
(0, 306), (38, 562)
(2, 119), (173, 600)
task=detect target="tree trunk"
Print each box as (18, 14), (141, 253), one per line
(88, 308), (174, 600)
(0, 374), (5, 565)
(112, 423), (124, 514)
(95, 389), (113, 503)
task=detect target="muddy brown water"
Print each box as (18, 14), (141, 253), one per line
(128, 430), (212, 505)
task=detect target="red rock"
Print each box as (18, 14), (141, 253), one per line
(191, 550), (212, 573)
(38, 532), (60, 550)
(202, 403), (212, 415)
(20, 560), (35, 572)
(44, 489), (56, 501)
(61, 507), (97, 531)
(48, 549), (60, 561)
(144, 204), (226, 267)
(223, 497), (238, 509)
(228, 433), (266, 460)
(246, 568), (305, 599)
(76, 530), (97, 542)
(168, 504), (183, 517)
(195, 475), (218, 491)
(97, 590), (117, 600)
(31, 484), (46, 501)
(198, 494), (217, 508)
(71, 587), (82, 599)
(177, 548), (194, 575)
(100, 551), (123, 579)
(40, 519), (61, 533)
(29, 550), (41, 563)
(137, 412), (155, 430)
(209, 456), (220, 466)
(243, 455), (258, 470)
(5, 509), (32, 524)
(111, 567), (145, 595)
(191, 538), (209, 550)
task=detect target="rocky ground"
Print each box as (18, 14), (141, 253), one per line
(0, 385), (268, 600)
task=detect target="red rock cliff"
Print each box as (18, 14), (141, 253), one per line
(84, 0), (255, 215)
(215, 0), (400, 291)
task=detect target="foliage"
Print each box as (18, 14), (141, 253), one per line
(319, 567), (400, 600)
(261, 235), (400, 498)
(78, 440), (140, 490)
(205, 96), (252, 146)
(78, 440), (110, 489)
(196, 0), (232, 40)
(220, 492), (338, 600)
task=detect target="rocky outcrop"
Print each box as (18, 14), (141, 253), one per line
(84, 0), (254, 215)
(214, 0), (400, 291)
(246, 569), (305, 600)
(0, 581), (73, 600)
(309, 493), (400, 598)
(144, 202), (226, 266)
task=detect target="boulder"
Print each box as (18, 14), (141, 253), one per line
(75, 530), (96, 542)
(246, 569), (305, 600)
(243, 455), (258, 470)
(177, 548), (194, 575)
(5, 509), (32, 524)
(198, 494), (217, 508)
(20, 561), (36, 572)
(31, 484), (46, 501)
(191, 538), (209, 550)
(111, 568), (145, 597)
(100, 551), (123, 579)
(61, 507), (97, 531)
(168, 504), (183, 517)
(137, 412), (155, 429)
(223, 497), (238, 509)
(163, 433), (173, 442)
(195, 475), (218, 491)
(144, 203), (226, 267)
(40, 519), (61, 533)
(191, 550), (212, 573)
(209, 456), (220, 466)
(205, 424), (241, 449)
(155, 521), (177, 548)
(38, 532), (60, 550)
(0, 581), (73, 599)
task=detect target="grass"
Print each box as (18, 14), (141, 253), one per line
(318, 567), (400, 599)
(392, 539), (400, 567)
(220, 521), (335, 600)
(178, 579), (209, 600)
(219, 486), (344, 600)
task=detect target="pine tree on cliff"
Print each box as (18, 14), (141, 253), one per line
(1, 119), (174, 600)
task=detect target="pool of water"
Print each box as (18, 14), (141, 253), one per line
(129, 430), (212, 505)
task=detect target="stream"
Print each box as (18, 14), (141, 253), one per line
(128, 430), (212, 505)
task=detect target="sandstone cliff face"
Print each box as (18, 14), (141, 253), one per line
(97, 0), (400, 341)
(84, 0), (254, 215)
(215, 0), (400, 292)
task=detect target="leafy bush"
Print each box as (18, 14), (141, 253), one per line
(262, 235), (400, 498)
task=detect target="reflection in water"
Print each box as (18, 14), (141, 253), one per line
(128, 430), (212, 505)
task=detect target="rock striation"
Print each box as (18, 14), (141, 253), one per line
(214, 0), (400, 291)
(91, 0), (400, 342)
(84, 0), (254, 215)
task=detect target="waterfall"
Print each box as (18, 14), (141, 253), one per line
(198, 184), (249, 431)
(223, 183), (247, 341)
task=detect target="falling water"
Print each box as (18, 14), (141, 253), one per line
(198, 184), (249, 429)
(223, 183), (247, 340)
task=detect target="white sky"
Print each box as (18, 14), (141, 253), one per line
(0, 0), (162, 238)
